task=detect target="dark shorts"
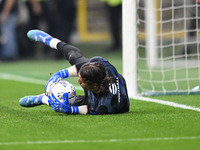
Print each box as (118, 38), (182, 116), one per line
(57, 42), (89, 65)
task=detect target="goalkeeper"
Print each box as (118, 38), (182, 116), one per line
(19, 30), (129, 115)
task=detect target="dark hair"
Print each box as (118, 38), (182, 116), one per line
(79, 62), (113, 95)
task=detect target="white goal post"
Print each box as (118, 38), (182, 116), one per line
(122, 0), (137, 98)
(123, 0), (200, 97)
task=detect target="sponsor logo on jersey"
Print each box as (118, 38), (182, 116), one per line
(109, 76), (120, 103)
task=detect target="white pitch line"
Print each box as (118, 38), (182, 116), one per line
(0, 136), (200, 146)
(133, 96), (200, 112)
(0, 73), (82, 90)
(0, 72), (47, 85)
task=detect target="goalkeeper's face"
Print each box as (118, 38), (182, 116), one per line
(77, 73), (96, 91)
(77, 73), (89, 90)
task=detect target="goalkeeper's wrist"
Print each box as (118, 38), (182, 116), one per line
(59, 69), (69, 79)
(69, 106), (88, 115)
(71, 106), (79, 114)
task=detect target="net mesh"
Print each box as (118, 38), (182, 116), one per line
(137, 0), (200, 95)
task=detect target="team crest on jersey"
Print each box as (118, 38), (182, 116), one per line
(109, 83), (118, 94)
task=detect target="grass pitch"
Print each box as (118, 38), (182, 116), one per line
(0, 43), (200, 150)
(0, 79), (200, 150)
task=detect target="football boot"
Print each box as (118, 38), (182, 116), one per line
(19, 94), (45, 107)
(27, 30), (53, 47)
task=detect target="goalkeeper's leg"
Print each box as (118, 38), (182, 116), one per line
(27, 30), (89, 65)
(19, 93), (49, 107)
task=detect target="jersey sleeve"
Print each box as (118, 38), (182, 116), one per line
(75, 62), (86, 72)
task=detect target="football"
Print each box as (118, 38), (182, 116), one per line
(49, 80), (76, 105)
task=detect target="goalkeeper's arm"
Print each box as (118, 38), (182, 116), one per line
(60, 65), (78, 78)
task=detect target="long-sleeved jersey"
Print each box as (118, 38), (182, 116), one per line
(84, 56), (129, 115)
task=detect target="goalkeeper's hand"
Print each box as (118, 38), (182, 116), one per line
(45, 69), (69, 96)
(48, 93), (79, 114)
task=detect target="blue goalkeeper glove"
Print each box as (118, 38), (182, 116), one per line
(45, 69), (69, 95)
(48, 92), (79, 114)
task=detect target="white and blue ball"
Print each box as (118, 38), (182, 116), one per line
(49, 80), (76, 105)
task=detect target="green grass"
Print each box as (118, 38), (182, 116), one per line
(0, 79), (200, 150)
(0, 43), (200, 150)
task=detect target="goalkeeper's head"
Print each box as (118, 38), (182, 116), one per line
(78, 62), (112, 95)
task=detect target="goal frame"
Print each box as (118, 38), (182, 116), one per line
(122, 0), (138, 98)
(122, 0), (200, 97)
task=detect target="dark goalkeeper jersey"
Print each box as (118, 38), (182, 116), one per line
(84, 56), (129, 115)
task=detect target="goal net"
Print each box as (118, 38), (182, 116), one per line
(123, 0), (200, 97)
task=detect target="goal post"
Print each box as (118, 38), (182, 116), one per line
(122, 0), (138, 98)
(123, 0), (200, 97)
